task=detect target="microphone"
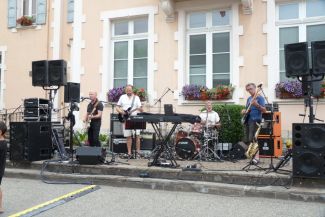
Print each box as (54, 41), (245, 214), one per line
(80, 96), (90, 101)
(168, 88), (174, 93)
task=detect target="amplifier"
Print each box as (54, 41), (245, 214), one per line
(110, 137), (127, 153)
(110, 114), (124, 137)
(258, 136), (283, 157)
(24, 107), (49, 117)
(260, 112), (281, 137)
(24, 98), (49, 108)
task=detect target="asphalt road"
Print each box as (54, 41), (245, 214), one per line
(2, 177), (325, 217)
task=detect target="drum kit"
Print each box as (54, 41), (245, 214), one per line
(174, 122), (221, 161)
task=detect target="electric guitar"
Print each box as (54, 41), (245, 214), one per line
(118, 107), (138, 122)
(84, 101), (99, 131)
(241, 83), (263, 125)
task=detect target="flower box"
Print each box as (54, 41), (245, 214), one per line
(16, 16), (34, 26)
(107, 86), (147, 102)
(182, 84), (234, 101)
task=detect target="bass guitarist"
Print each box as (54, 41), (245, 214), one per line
(116, 84), (143, 159)
(241, 83), (266, 164)
(83, 91), (103, 147)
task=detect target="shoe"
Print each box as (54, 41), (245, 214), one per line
(135, 152), (141, 159)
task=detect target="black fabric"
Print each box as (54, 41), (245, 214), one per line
(88, 123), (101, 147)
(86, 100), (104, 124)
(0, 140), (7, 179)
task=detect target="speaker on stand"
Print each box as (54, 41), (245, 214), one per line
(285, 42), (309, 77)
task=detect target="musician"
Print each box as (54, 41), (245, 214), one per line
(199, 101), (220, 128)
(83, 91), (103, 147)
(116, 85), (143, 159)
(241, 83), (266, 162)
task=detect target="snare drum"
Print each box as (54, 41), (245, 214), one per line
(175, 137), (201, 159)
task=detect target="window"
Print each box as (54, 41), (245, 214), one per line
(277, 1), (325, 81)
(187, 9), (231, 87)
(7, 0), (47, 28)
(112, 17), (148, 90)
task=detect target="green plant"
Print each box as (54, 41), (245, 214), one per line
(73, 131), (88, 146)
(208, 104), (245, 144)
(99, 133), (109, 147)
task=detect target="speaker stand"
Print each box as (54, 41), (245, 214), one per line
(265, 149), (292, 174)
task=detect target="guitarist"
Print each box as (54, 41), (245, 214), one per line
(241, 83), (266, 163)
(83, 91), (104, 147)
(116, 85), (143, 159)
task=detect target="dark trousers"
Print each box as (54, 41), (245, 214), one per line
(243, 121), (259, 144)
(88, 122), (101, 147)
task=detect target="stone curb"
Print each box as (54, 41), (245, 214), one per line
(4, 168), (325, 204)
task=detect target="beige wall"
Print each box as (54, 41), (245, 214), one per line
(0, 0), (324, 136)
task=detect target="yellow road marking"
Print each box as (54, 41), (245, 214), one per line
(9, 185), (97, 217)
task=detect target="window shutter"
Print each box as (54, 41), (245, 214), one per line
(67, 0), (74, 23)
(7, 0), (17, 28)
(36, 0), (47, 25)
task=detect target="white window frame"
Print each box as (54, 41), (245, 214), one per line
(100, 6), (157, 103)
(186, 10), (232, 88)
(266, 0), (325, 101)
(18, 0), (37, 19)
(111, 18), (149, 89)
(176, 2), (240, 103)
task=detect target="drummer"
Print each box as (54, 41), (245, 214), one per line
(199, 101), (220, 129)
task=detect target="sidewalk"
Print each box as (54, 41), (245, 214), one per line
(5, 157), (325, 203)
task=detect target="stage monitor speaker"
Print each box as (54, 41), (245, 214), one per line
(258, 136), (283, 157)
(110, 137), (127, 153)
(285, 42), (309, 77)
(311, 40), (325, 76)
(64, 82), (80, 103)
(10, 122), (52, 161)
(10, 122), (28, 161)
(48, 59), (67, 86)
(292, 123), (325, 178)
(110, 114), (124, 137)
(229, 142), (247, 159)
(32, 60), (48, 86)
(76, 147), (105, 165)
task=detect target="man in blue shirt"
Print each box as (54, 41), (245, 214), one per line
(241, 83), (266, 161)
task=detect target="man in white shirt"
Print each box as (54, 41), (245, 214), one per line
(199, 101), (220, 128)
(116, 85), (143, 158)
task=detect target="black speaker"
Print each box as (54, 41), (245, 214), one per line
(110, 137), (127, 153)
(285, 42), (309, 77)
(110, 114), (124, 137)
(76, 147), (105, 165)
(64, 82), (80, 103)
(10, 122), (28, 161)
(32, 60), (48, 86)
(140, 133), (156, 150)
(48, 60), (67, 86)
(311, 40), (325, 76)
(229, 142), (247, 159)
(10, 122), (52, 162)
(292, 123), (325, 178)
(302, 75), (322, 97)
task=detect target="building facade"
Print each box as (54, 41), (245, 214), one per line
(0, 0), (325, 138)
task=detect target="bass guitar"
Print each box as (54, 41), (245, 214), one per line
(118, 107), (138, 122)
(241, 83), (263, 125)
(84, 101), (99, 131)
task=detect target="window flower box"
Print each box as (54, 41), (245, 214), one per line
(182, 84), (234, 101)
(275, 80), (303, 99)
(107, 86), (147, 102)
(16, 16), (34, 26)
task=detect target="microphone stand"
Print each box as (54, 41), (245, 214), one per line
(153, 88), (173, 136)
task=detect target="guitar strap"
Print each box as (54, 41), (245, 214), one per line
(90, 100), (99, 117)
(130, 95), (136, 110)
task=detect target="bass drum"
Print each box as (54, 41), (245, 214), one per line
(175, 137), (201, 160)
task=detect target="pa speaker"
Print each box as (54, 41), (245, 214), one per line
(229, 142), (247, 159)
(285, 42), (309, 77)
(64, 82), (80, 103)
(48, 60), (67, 86)
(292, 123), (325, 179)
(76, 147), (105, 165)
(32, 60), (48, 86)
(258, 136), (282, 157)
(9, 122), (52, 162)
(311, 40), (325, 76)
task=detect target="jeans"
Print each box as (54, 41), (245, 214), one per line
(243, 121), (259, 144)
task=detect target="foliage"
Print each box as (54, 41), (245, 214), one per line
(181, 84), (204, 100)
(73, 131), (88, 146)
(16, 16), (34, 26)
(207, 84), (234, 100)
(133, 87), (147, 101)
(99, 133), (109, 147)
(182, 84), (234, 100)
(275, 80), (303, 98)
(211, 104), (245, 144)
(107, 86), (147, 102)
